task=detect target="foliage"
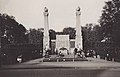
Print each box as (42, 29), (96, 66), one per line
(63, 27), (76, 39)
(82, 24), (101, 51)
(49, 29), (56, 40)
(0, 13), (27, 46)
(99, 0), (120, 46)
(28, 28), (43, 45)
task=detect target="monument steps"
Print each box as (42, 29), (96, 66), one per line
(42, 55), (88, 62)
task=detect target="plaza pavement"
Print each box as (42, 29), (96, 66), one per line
(1, 57), (120, 69)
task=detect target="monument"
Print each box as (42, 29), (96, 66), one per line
(75, 7), (83, 49)
(43, 7), (50, 56)
(56, 35), (70, 55)
(43, 7), (83, 55)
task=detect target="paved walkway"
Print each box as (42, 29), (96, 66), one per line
(22, 57), (105, 64)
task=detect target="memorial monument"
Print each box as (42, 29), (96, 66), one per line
(43, 7), (50, 56)
(75, 6), (83, 50)
(43, 7), (83, 55)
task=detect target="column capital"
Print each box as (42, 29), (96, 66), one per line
(44, 7), (49, 16)
(76, 6), (81, 15)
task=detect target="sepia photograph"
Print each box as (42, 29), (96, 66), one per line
(0, 0), (120, 77)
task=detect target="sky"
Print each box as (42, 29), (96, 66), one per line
(0, 0), (109, 31)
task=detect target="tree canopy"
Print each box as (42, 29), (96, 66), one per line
(99, 0), (120, 46)
(63, 27), (76, 39)
(28, 28), (43, 44)
(49, 29), (56, 40)
(0, 13), (27, 46)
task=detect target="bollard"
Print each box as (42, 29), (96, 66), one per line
(105, 57), (107, 60)
(41, 58), (43, 62)
(63, 59), (65, 62)
(97, 55), (100, 59)
(57, 59), (59, 62)
(112, 58), (114, 62)
(93, 56), (96, 58)
(49, 58), (50, 62)
(73, 58), (74, 62)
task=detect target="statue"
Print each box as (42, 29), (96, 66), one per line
(44, 7), (49, 16)
(76, 6), (81, 15)
(44, 7), (48, 12)
(76, 6), (81, 11)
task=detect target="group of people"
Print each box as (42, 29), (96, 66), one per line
(74, 48), (85, 58)
(43, 44), (97, 59)
(85, 50), (96, 58)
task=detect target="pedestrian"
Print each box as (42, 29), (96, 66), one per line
(74, 48), (78, 55)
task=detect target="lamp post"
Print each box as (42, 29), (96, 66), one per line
(0, 28), (1, 67)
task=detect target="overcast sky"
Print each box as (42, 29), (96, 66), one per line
(0, 0), (108, 31)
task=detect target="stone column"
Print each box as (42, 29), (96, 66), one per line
(43, 7), (50, 56)
(75, 7), (83, 49)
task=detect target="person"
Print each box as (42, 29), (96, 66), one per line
(59, 51), (64, 57)
(92, 50), (96, 58)
(106, 51), (110, 61)
(74, 48), (78, 55)
(55, 48), (58, 55)
(81, 50), (85, 58)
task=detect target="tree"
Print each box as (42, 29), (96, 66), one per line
(0, 13), (27, 46)
(83, 24), (101, 51)
(0, 13), (28, 64)
(63, 27), (76, 39)
(99, 0), (120, 46)
(49, 29), (56, 40)
(28, 28), (43, 45)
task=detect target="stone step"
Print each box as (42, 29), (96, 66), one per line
(42, 58), (88, 62)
